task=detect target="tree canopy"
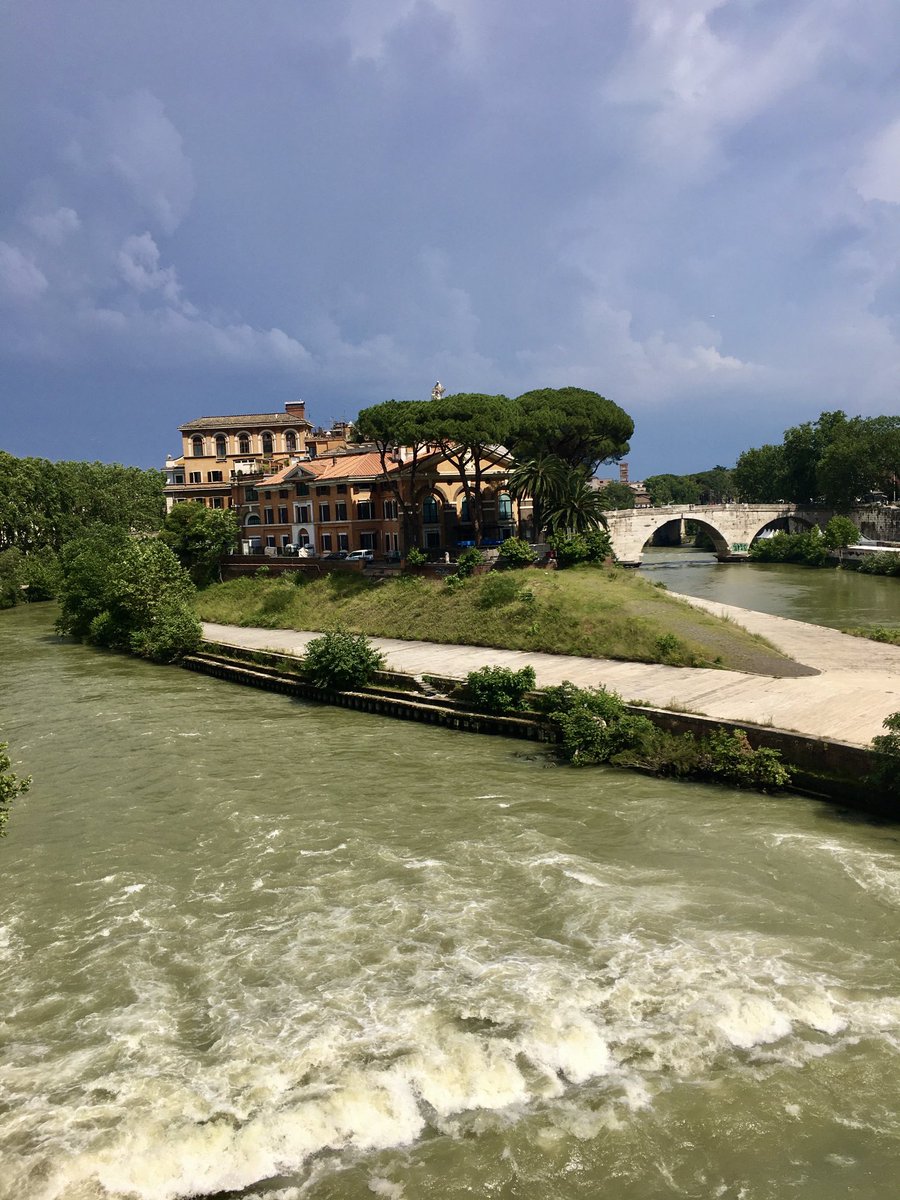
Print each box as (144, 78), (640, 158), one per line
(161, 502), (239, 586)
(509, 387), (633, 472)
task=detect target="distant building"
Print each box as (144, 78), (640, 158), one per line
(590, 461), (652, 508)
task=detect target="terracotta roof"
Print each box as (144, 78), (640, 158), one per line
(179, 412), (312, 432)
(257, 450), (398, 488)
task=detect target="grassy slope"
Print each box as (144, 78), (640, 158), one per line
(195, 566), (803, 676)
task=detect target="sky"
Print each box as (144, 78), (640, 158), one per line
(2, 0), (900, 477)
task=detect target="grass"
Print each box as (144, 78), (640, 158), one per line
(194, 565), (800, 676)
(841, 625), (900, 646)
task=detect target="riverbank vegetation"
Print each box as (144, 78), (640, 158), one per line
(0, 742), (31, 839)
(194, 566), (801, 675)
(55, 527), (201, 663)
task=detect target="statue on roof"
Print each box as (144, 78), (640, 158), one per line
(431, 381), (445, 402)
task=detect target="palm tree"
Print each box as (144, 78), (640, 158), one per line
(544, 468), (609, 536)
(508, 453), (569, 540)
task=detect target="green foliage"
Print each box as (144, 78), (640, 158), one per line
(463, 664), (536, 713)
(697, 728), (792, 789)
(655, 633), (683, 660)
(596, 481), (635, 510)
(254, 565), (271, 578)
(870, 711), (900, 797)
(510, 387), (633, 472)
(161, 502), (239, 586)
(539, 683), (656, 765)
(405, 546), (427, 566)
(496, 537), (534, 568)
(643, 473), (702, 506)
(455, 547), (484, 577)
(548, 527), (613, 568)
(749, 527), (830, 566)
(855, 552), (900, 577)
(0, 548), (25, 608)
(0, 742), (31, 839)
(478, 572), (525, 608)
(55, 528), (201, 663)
(302, 628), (385, 690)
(544, 469), (609, 536)
(732, 444), (787, 502)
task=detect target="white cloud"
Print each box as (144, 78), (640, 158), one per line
(24, 206), (81, 245)
(117, 232), (186, 308)
(0, 242), (48, 302)
(852, 117), (900, 204)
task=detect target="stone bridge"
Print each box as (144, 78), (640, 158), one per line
(604, 503), (835, 566)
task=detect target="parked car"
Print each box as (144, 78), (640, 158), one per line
(321, 550), (349, 560)
(346, 549), (375, 561)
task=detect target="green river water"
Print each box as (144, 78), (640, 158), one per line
(2, 601), (899, 1199)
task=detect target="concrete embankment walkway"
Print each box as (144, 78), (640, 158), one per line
(202, 596), (900, 748)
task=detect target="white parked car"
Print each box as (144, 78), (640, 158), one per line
(345, 549), (374, 561)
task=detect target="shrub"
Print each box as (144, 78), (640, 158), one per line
(130, 603), (202, 664)
(0, 548), (24, 609)
(0, 741), (31, 838)
(496, 537), (535, 568)
(455, 547), (484, 577)
(478, 572), (523, 609)
(540, 682), (656, 765)
(463, 664), (536, 713)
(655, 633), (682, 661)
(548, 528), (613, 569)
(697, 727), (792, 789)
(254, 565), (271, 578)
(303, 629), (385, 690)
(871, 711), (900, 797)
(405, 546), (427, 566)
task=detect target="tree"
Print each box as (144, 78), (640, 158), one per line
(56, 528), (201, 663)
(510, 387), (633, 473)
(507, 453), (569, 540)
(427, 393), (515, 546)
(544, 468), (609, 535)
(0, 742), (31, 839)
(353, 399), (434, 550)
(643, 474), (702, 507)
(303, 629), (385, 690)
(596, 481), (635, 510)
(732, 445), (787, 502)
(823, 516), (859, 560)
(161, 502), (240, 586)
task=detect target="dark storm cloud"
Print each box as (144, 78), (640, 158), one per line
(2, 0), (900, 471)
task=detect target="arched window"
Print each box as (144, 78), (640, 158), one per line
(261, 431), (274, 455)
(215, 434), (227, 459)
(238, 432), (251, 455)
(422, 495), (439, 524)
(298, 529), (310, 546)
(245, 514), (261, 526)
(191, 436), (204, 457)
(498, 493), (513, 521)
(459, 498), (471, 523)
(285, 430), (297, 452)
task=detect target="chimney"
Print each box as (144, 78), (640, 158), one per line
(619, 462), (629, 483)
(285, 400), (306, 420)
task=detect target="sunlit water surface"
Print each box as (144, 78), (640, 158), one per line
(2, 605), (899, 1199)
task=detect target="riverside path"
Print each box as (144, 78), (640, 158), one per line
(202, 594), (900, 748)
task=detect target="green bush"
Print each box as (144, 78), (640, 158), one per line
(130, 603), (203, 664)
(463, 664), (536, 713)
(455, 547), (484, 577)
(302, 629), (385, 690)
(871, 711), (900, 797)
(548, 528), (613, 569)
(0, 741), (31, 839)
(697, 727), (792, 789)
(655, 633), (683, 661)
(405, 546), (427, 566)
(478, 572), (523, 608)
(0, 548), (24, 608)
(496, 537), (535, 568)
(750, 528), (829, 566)
(540, 682), (656, 765)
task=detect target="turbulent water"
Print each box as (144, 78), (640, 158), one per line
(2, 604), (900, 1199)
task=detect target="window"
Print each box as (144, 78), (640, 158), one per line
(245, 514), (261, 526)
(319, 503), (330, 522)
(238, 433), (251, 455)
(246, 487), (258, 501)
(459, 498), (471, 523)
(281, 534), (291, 547)
(321, 533), (333, 551)
(285, 430), (297, 452)
(215, 435), (227, 459)
(261, 431), (274, 455)
(279, 489), (289, 499)
(278, 506), (288, 523)
(334, 501), (348, 521)
(191, 436), (204, 457)
(173, 473), (184, 485)
(296, 504), (311, 523)
(357, 500), (374, 520)
(298, 529), (310, 547)
(360, 532), (377, 550)
(498, 493), (513, 521)
(264, 507), (274, 524)
(422, 495), (439, 524)
(266, 536), (276, 548)
(336, 484), (347, 494)
(424, 529), (441, 549)
(338, 532), (349, 551)
(316, 485), (330, 495)
(295, 483), (309, 496)
(212, 498), (223, 508)
(207, 471), (223, 482)
(383, 500), (398, 520)
(189, 471), (202, 484)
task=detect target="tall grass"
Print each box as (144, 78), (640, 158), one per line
(195, 567), (793, 674)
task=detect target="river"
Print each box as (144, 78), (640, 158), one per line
(639, 546), (900, 631)
(2, 604), (900, 1199)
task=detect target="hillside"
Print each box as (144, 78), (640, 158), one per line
(194, 566), (810, 677)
